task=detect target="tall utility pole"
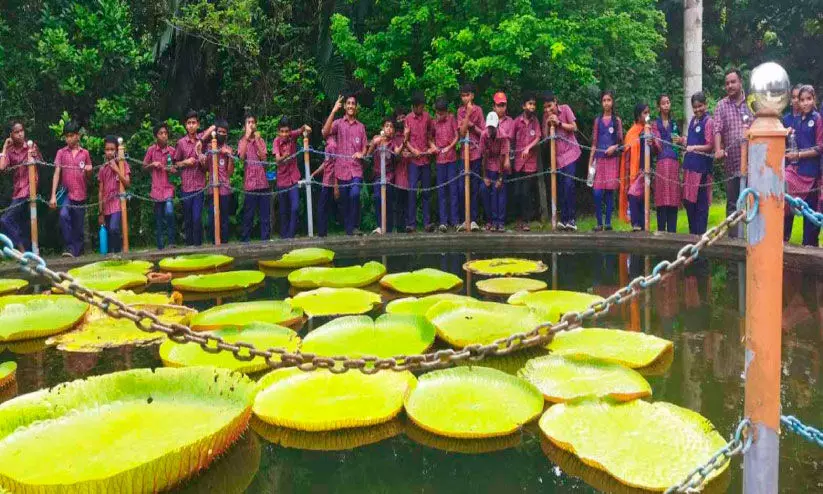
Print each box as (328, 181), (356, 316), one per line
(684, 0), (703, 124)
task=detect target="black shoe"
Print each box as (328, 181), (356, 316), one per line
(593, 225), (604, 232)
(605, 225), (613, 231)
(406, 226), (415, 233)
(425, 224), (436, 233)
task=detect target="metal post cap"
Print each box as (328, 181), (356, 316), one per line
(749, 62), (790, 116)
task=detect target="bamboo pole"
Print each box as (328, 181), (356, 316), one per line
(26, 141), (38, 254)
(742, 115), (786, 494)
(303, 132), (314, 237)
(210, 132), (221, 246)
(117, 138), (129, 252)
(550, 124), (557, 230)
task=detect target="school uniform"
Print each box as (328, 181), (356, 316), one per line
(554, 105), (582, 225)
(405, 111), (434, 229)
(203, 146), (234, 244)
(511, 113), (541, 223)
(174, 134), (207, 246)
(273, 130), (303, 239)
(591, 115), (623, 227)
(0, 142), (39, 251)
(433, 113), (460, 227)
(98, 160), (131, 253)
(55, 146), (92, 256)
(392, 135), (410, 232)
(479, 129), (510, 229)
(328, 116), (366, 235)
(652, 118), (681, 233)
(784, 110), (823, 246)
(457, 104), (485, 223)
(236, 135), (271, 241)
(143, 144), (176, 249)
(316, 138), (337, 237)
(682, 114), (714, 235)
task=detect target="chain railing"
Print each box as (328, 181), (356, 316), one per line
(781, 415), (823, 448)
(664, 418), (754, 493)
(785, 193), (823, 227)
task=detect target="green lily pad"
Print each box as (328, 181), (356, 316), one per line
(250, 417), (403, 451)
(378, 269), (463, 295)
(518, 354), (651, 403)
(47, 304), (195, 352)
(426, 300), (545, 348)
(288, 261), (386, 288)
(190, 301), (304, 331)
(62, 269), (148, 292)
(301, 314), (436, 358)
(0, 367), (256, 493)
(254, 368), (416, 431)
(160, 323), (300, 373)
(85, 290), (179, 320)
(404, 367), (543, 439)
(0, 280), (28, 296)
(475, 277), (547, 296)
(385, 294), (479, 316)
(287, 288), (382, 318)
(0, 295), (88, 342)
(67, 260), (153, 277)
(547, 327), (674, 369)
(508, 290), (605, 322)
(463, 258), (548, 276)
(0, 362), (16, 389)
(258, 248), (335, 269)
(539, 399), (728, 491)
(159, 254), (234, 273)
(171, 270), (265, 293)
(455, 347), (549, 376)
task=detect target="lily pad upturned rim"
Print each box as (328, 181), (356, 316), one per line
(300, 314), (436, 358)
(378, 269), (464, 295)
(287, 261), (387, 289)
(159, 254), (235, 273)
(171, 270), (265, 293)
(250, 416), (404, 451)
(384, 294), (479, 316)
(475, 277), (547, 296)
(190, 300), (304, 331)
(0, 295), (89, 343)
(258, 248), (335, 269)
(546, 327), (674, 369)
(0, 279), (29, 296)
(425, 299), (544, 348)
(463, 258), (549, 277)
(286, 287), (382, 318)
(0, 367), (256, 493)
(61, 270), (148, 292)
(0, 362), (16, 389)
(67, 260), (154, 277)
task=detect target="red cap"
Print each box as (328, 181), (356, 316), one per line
(493, 92), (507, 105)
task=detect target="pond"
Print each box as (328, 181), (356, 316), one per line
(1, 249), (821, 493)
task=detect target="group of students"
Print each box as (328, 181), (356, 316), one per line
(1, 69), (821, 256)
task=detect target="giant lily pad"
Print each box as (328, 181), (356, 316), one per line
(404, 367), (543, 439)
(85, 290), (179, 321)
(0, 362), (16, 390)
(385, 294), (479, 316)
(547, 327), (673, 369)
(47, 304), (195, 352)
(379, 269), (463, 295)
(539, 399), (728, 491)
(0, 367), (256, 493)
(456, 347), (549, 376)
(159, 254), (234, 273)
(176, 432), (261, 494)
(172, 270), (265, 293)
(258, 248), (335, 269)
(62, 269), (148, 292)
(301, 314), (436, 358)
(190, 301), (303, 331)
(287, 261), (386, 288)
(475, 277), (547, 296)
(518, 354), (651, 403)
(254, 368), (416, 431)
(426, 300), (545, 348)
(405, 421), (522, 455)
(160, 323), (300, 373)
(251, 417), (403, 451)
(0, 280), (28, 296)
(463, 258), (548, 276)
(508, 290), (605, 322)
(68, 260), (153, 277)
(0, 295), (88, 342)
(287, 288), (381, 318)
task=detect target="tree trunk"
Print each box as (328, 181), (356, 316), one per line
(684, 0), (703, 125)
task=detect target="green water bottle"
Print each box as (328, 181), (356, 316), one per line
(166, 154), (173, 171)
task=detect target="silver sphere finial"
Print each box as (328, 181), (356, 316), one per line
(749, 62), (790, 116)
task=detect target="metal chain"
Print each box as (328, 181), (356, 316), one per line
(785, 193), (823, 227)
(781, 415), (823, 448)
(665, 419), (754, 493)
(0, 192), (748, 374)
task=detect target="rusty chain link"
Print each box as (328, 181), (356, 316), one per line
(0, 208), (745, 373)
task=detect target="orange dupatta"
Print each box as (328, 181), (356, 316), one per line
(618, 122), (645, 222)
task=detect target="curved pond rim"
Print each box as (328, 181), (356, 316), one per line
(3, 231), (823, 276)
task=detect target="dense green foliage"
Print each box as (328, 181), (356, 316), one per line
(0, 1), (819, 249)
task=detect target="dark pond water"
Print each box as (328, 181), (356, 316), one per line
(1, 251), (821, 493)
